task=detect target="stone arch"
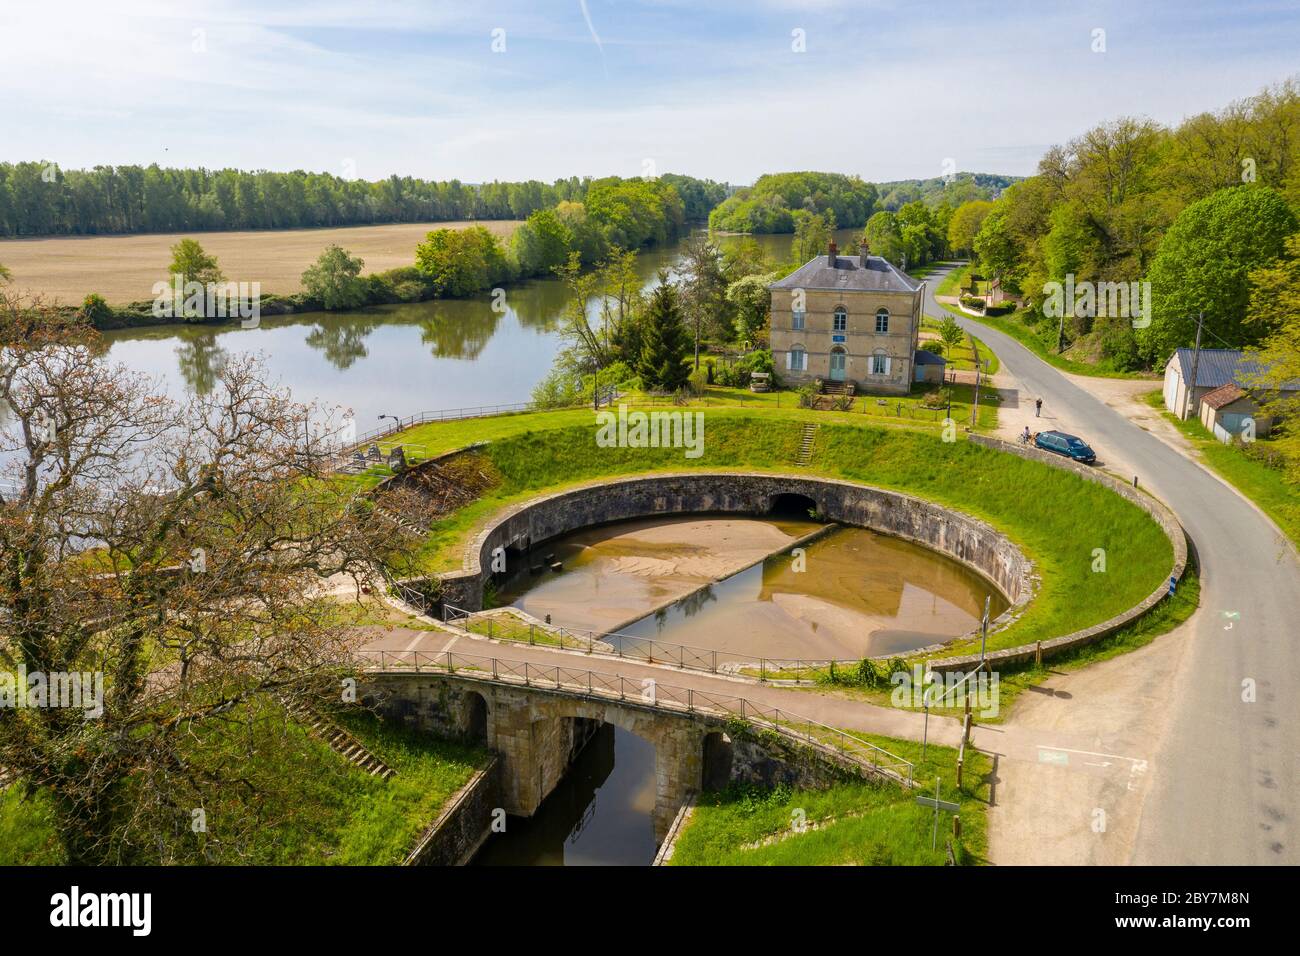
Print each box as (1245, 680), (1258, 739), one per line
(701, 731), (734, 791)
(464, 690), (488, 744)
(768, 492), (818, 519)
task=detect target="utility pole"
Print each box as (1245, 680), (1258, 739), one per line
(1184, 311), (1205, 421)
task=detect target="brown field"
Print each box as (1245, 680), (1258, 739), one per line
(0, 220), (521, 305)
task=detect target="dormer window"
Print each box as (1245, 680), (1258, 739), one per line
(833, 307), (847, 332)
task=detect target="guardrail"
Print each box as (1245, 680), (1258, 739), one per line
(356, 648), (914, 787)
(441, 604), (859, 682)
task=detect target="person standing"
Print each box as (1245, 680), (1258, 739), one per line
(1035, 397), (1043, 417)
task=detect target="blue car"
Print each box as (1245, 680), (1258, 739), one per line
(1034, 429), (1096, 464)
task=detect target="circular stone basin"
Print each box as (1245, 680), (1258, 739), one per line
(497, 514), (1008, 659)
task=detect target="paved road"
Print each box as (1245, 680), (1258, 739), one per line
(927, 265), (1299, 864)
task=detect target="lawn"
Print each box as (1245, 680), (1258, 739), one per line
(1143, 390), (1300, 548)
(376, 410), (1174, 666)
(667, 732), (991, 865)
(0, 705), (488, 866)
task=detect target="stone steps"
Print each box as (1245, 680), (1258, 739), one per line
(795, 423), (819, 466)
(282, 699), (396, 780)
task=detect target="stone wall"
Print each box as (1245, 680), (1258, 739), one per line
(434, 472), (1035, 636)
(406, 758), (501, 866)
(926, 435), (1188, 672)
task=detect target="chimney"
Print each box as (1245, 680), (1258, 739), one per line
(828, 240), (838, 267)
(860, 239), (870, 261)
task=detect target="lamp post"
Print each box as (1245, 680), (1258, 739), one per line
(378, 413), (400, 436)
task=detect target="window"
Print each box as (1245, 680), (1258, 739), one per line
(871, 352), (891, 375)
(875, 308), (890, 333)
(833, 307), (847, 332)
(788, 346), (807, 371)
(792, 309), (805, 330)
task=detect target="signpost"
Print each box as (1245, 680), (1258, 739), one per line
(916, 777), (960, 850)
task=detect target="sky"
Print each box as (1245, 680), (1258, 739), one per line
(1, 0), (1298, 185)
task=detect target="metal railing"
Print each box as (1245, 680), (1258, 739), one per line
(356, 648), (914, 787)
(440, 604), (859, 682)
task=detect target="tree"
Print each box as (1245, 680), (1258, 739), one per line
(863, 211), (906, 266)
(1242, 234), (1300, 482)
(726, 272), (780, 346)
(414, 225), (509, 297)
(639, 273), (691, 391)
(509, 208), (573, 278)
(0, 292), (415, 863)
(678, 236), (729, 368)
(168, 238), (224, 285)
(790, 209), (835, 266)
(0, 261), (10, 282)
(301, 244), (367, 310)
(1141, 186), (1298, 363)
(938, 314), (965, 357)
(947, 200), (994, 257)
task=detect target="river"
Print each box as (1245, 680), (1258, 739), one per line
(98, 229), (863, 427)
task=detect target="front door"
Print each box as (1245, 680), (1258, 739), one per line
(829, 348), (846, 381)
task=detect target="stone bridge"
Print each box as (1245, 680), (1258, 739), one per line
(362, 667), (900, 841)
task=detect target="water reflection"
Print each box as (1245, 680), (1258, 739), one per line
(99, 229), (862, 424)
(473, 724), (658, 866)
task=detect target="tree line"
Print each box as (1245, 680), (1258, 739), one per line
(963, 77), (1300, 372)
(0, 162), (727, 237)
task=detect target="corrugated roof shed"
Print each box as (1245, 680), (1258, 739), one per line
(1200, 383), (1247, 410)
(1167, 348), (1298, 390)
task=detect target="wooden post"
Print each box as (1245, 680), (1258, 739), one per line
(953, 815), (962, 840)
(963, 712), (972, 747)
(1035, 640), (1042, 667)
(956, 756), (964, 789)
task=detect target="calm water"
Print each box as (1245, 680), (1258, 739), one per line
(504, 517), (1008, 659)
(472, 723), (658, 866)
(99, 229), (860, 427)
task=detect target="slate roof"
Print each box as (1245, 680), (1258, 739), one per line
(1166, 348), (1299, 390)
(914, 349), (947, 366)
(1200, 383), (1248, 410)
(769, 255), (922, 294)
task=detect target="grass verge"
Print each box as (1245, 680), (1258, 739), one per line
(668, 733), (991, 865)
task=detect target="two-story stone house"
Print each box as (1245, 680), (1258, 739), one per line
(768, 240), (924, 396)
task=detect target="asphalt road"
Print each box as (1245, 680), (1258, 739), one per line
(926, 265), (1299, 864)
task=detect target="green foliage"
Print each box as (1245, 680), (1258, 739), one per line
(509, 207), (574, 278)
(301, 244), (368, 310)
(638, 279), (691, 391)
(584, 177), (685, 249)
(938, 314), (965, 355)
(414, 225), (510, 297)
(863, 210), (906, 265)
(1141, 185), (1298, 364)
(688, 365), (710, 396)
(947, 200), (994, 256)
(168, 237), (223, 285)
(708, 172), (877, 234)
(727, 272), (780, 344)
(78, 292), (113, 326)
(797, 381), (820, 408)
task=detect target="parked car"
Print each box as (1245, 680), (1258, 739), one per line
(1034, 429), (1096, 464)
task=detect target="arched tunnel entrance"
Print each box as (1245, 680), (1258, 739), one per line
(701, 731), (734, 791)
(768, 492), (819, 520)
(464, 691), (488, 745)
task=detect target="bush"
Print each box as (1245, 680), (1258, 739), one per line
(797, 381), (821, 409)
(920, 340), (945, 355)
(688, 366), (709, 396)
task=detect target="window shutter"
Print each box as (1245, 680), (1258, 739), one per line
(786, 350), (793, 370)
(884, 356), (892, 375)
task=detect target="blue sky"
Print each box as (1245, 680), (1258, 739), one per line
(1, 0), (1297, 184)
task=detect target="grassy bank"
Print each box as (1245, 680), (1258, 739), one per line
(0, 707), (487, 866)
(668, 733), (991, 865)
(1143, 390), (1300, 548)
(375, 410), (1173, 663)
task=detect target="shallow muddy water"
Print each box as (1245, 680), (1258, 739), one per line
(502, 516), (1008, 659)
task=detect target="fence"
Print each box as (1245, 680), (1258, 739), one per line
(441, 605), (858, 683)
(356, 648), (914, 787)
